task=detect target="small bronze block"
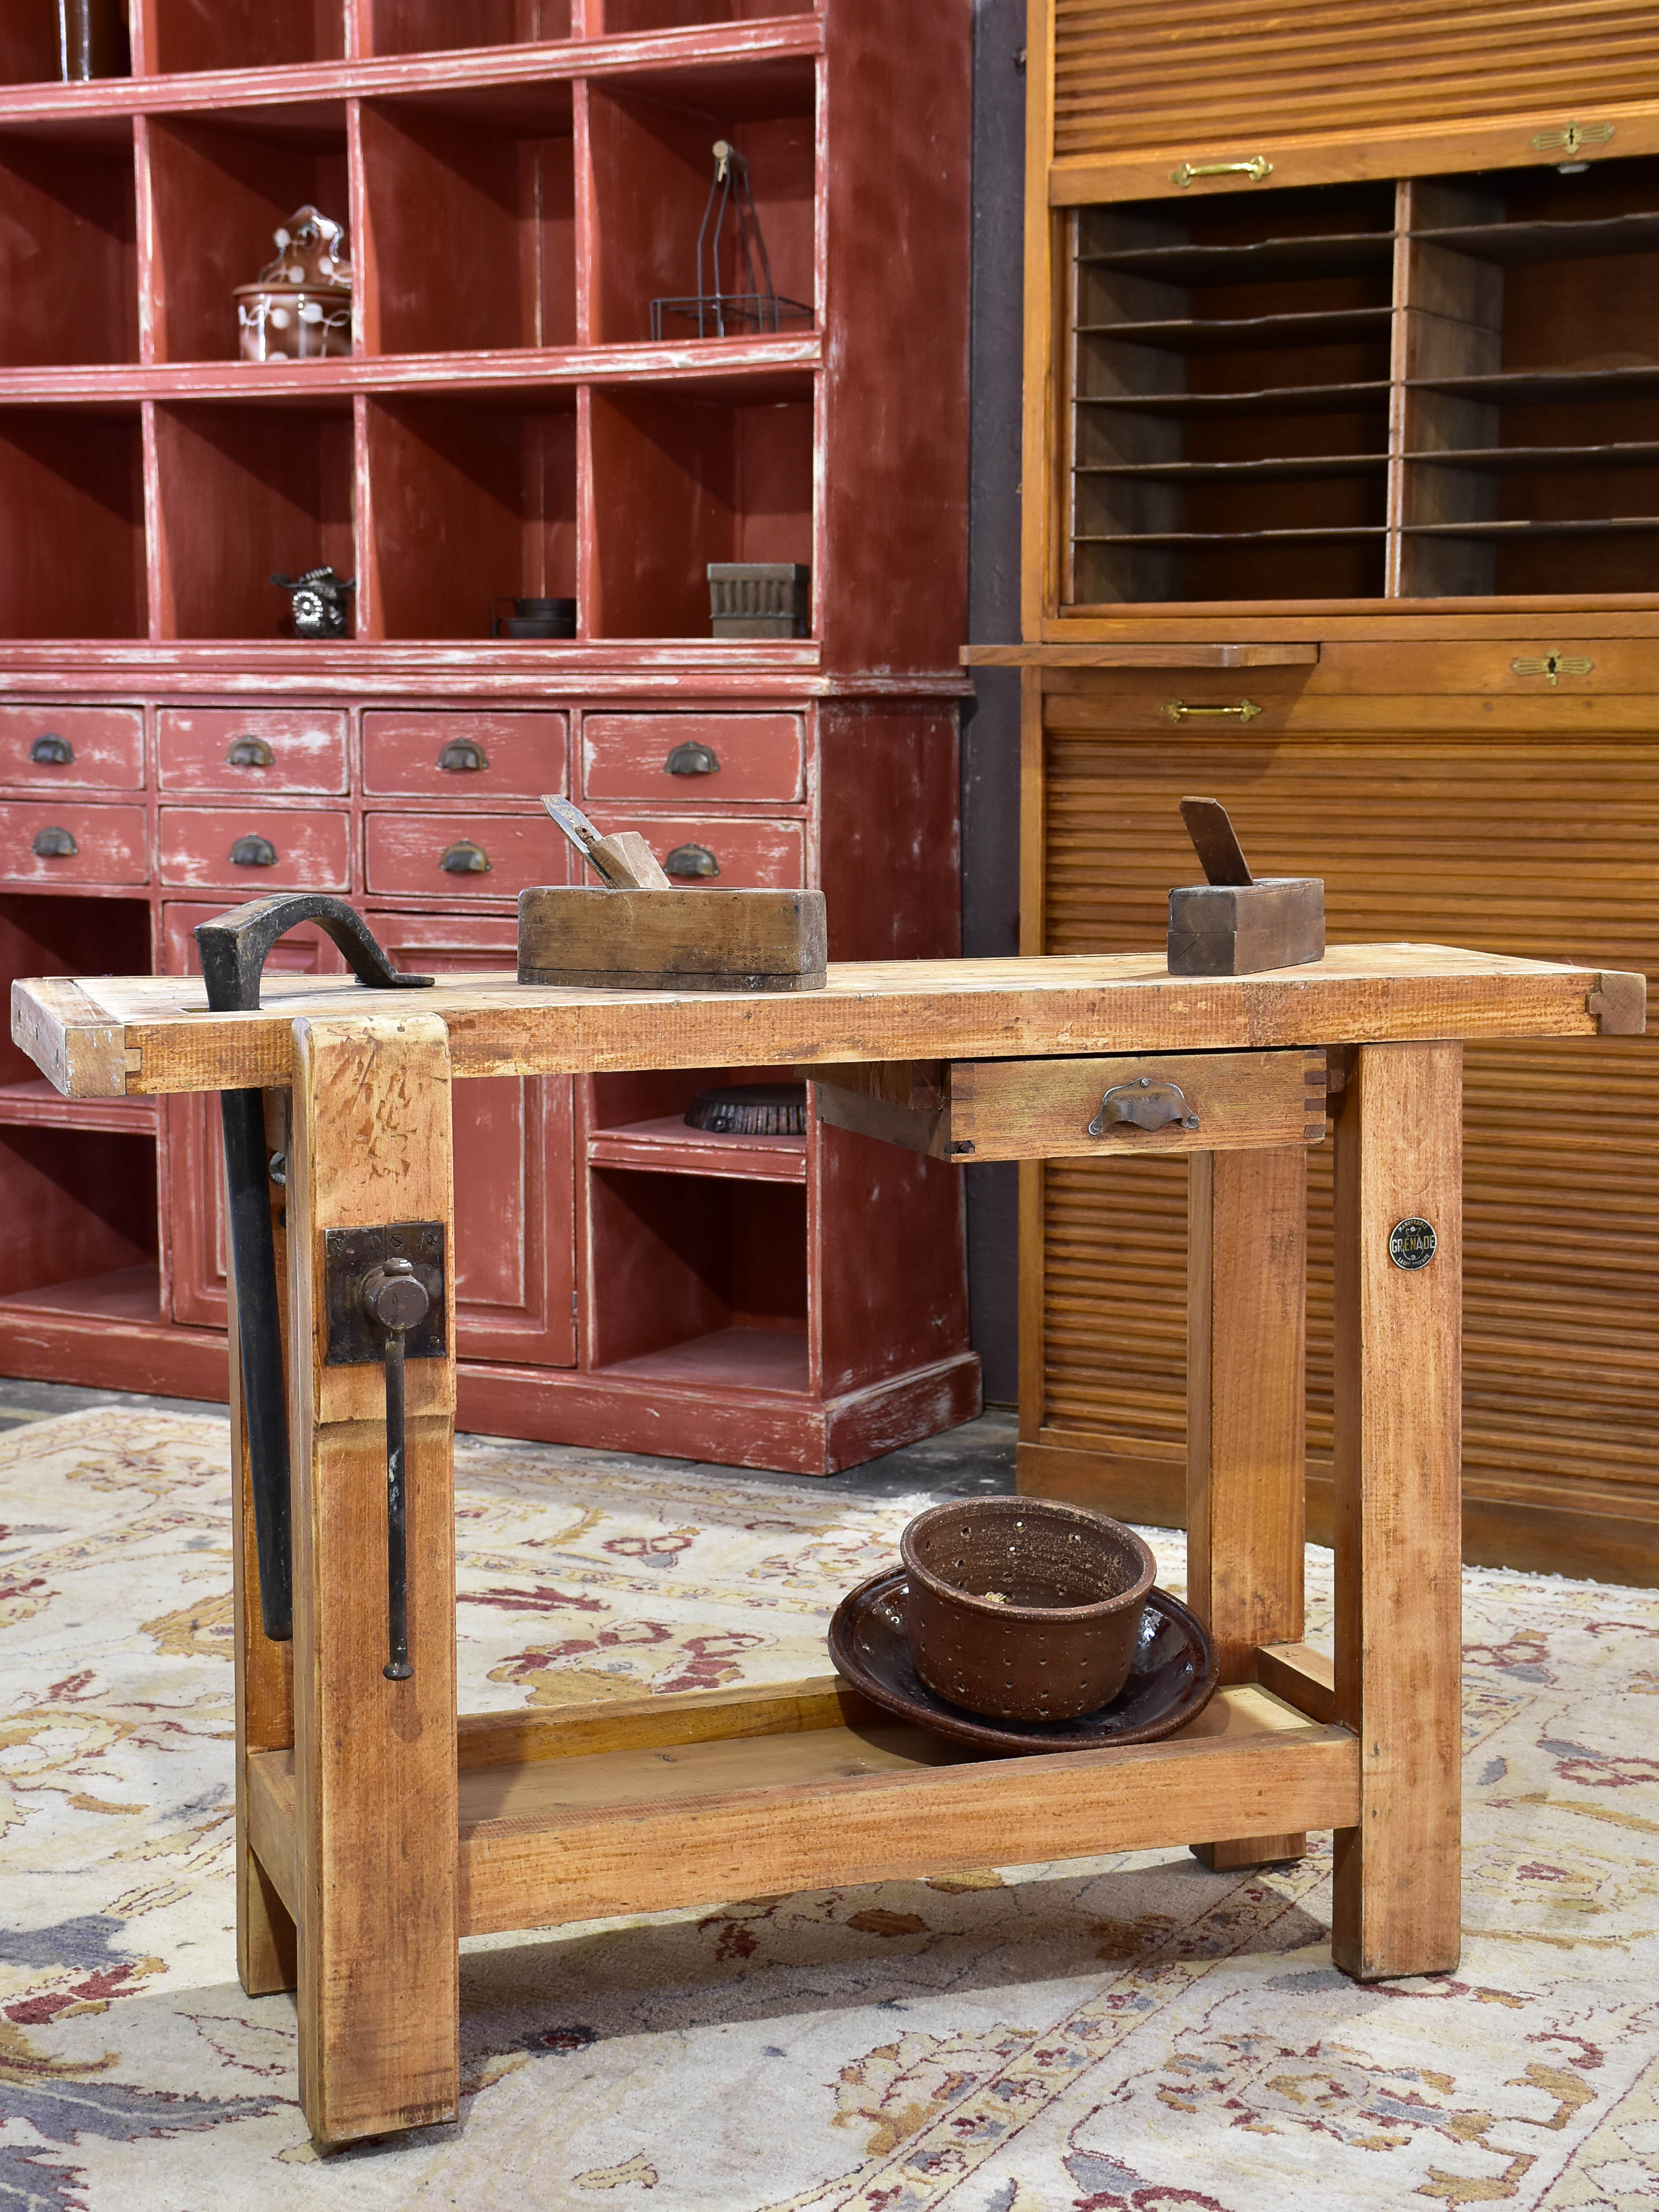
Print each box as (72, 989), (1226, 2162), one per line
(1167, 877), (1325, 977)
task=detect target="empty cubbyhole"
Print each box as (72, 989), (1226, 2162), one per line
(0, 127), (137, 365)
(358, 87), (574, 355)
(587, 1165), (808, 1389)
(152, 401), (354, 638)
(364, 393), (576, 639)
(0, 409), (145, 638)
(597, 0), (814, 31)
(0, 895), (151, 1090)
(0, 2), (129, 81)
(0, 1126), (158, 1315)
(360, 0), (571, 53)
(1400, 158), (1659, 596)
(1070, 182), (1395, 604)
(588, 379), (812, 636)
(144, 0), (344, 74)
(587, 72), (815, 345)
(145, 111), (349, 363)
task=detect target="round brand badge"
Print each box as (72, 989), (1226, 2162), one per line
(1388, 1217), (1437, 1271)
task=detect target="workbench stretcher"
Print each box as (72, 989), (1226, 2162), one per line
(12, 944), (1645, 2147)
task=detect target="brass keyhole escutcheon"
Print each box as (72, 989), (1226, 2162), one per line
(1511, 652), (1593, 687)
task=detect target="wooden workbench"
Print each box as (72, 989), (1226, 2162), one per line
(12, 944), (1645, 2148)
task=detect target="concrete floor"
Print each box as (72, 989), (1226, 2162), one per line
(0, 1373), (1018, 1500)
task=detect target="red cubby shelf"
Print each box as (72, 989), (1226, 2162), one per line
(144, 109), (350, 364)
(140, 0), (346, 78)
(0, 0), (977, 1475)
(360, 2), (574, 57)
(358, 81), (575, 356)
(362, 390), (577, 638)
(151, 397), (354, 637)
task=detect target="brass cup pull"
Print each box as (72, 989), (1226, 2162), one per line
(29, 733), (72, 765)
(230, 834), (278, 868)
(665, 740), (720, 776)
(1171, 155), (1273, 188)
(1161, 700), (1262, 722)
(440, 839), (491, 875)
(32, 825), (77, 858)
(664, 842), (719, 879)
(437, 738), (488, 773)
(1088, 1077), (1200, 1137)
(227, 735), (274, 768)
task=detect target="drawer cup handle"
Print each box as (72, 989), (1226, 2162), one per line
(29, 733), (73, 765)
(228, 735), (275, 768)
(666, 741), (720, 776)
(32, 825), (77, 858)
(438, 739), (489, 773)
(230, 834), (278, 868)
(1088, 1078), (1200, 1137)
(665, 843), (719, 879)
(440, 840), (491, 875)
(1161, 700), (1262, 722)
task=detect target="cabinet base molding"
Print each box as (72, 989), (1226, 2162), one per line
(1017, 1434), (1659, 1589)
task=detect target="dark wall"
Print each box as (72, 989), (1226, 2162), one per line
(962, 0), (1026, 1403)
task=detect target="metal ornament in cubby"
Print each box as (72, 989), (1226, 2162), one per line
(649, 141), (813, 341)
(235, 207), (352, 364)
(709, 563), (810, 638)
(271, 567), (354, 640)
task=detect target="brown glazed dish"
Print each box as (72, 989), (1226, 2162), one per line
(899, 1497), (1157, 1722)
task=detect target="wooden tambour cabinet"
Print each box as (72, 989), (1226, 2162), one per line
(0, 0), (978, 1472)
(991, 0), (1659, 1577)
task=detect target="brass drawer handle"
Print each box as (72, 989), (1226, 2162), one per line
(437, 739), (488, 773)
(664, 843), (719, 879)
(440, 839), (491, 875)
(1171, 155), (1272, 188)
(1088, 1078), (1200, 1137)
(666, 740), (720, 776)
(227, 735), (275, 768)
(29, 733), (72, 765)
(32, 825), (77, 858)
(1161, 700), (1262, 722)
(230, 834), (278, 867)
(1512, 653), (1593, 686)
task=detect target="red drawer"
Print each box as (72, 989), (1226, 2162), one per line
(364, 812), (576, 900)
(158, 708), (348, 795)
(158, 806), (350, 891)
(0, 706), (143, 791)
(363, 711), (568, 800)
(0, 800), (147, 884)
(582, 713), (804, 805)
(603, 814), (805, 887)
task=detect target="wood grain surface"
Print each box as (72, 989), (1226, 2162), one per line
(287, 1011), (459, 2146)
(1331, 1041), (1463, 1981)
(15, 946), (1641, 1098)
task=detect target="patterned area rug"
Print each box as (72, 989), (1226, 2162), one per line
(4, 1406), (1659, 2211)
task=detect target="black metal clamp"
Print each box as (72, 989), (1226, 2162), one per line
(194, 894), (434, 1646)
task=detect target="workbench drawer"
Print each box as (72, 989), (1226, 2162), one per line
(364, 812), (575, 900)
(157, 708), (348, 794)
(0, 706), (143, 790)
(582, 714), (805, 804)
(158, 806), (350, 891)
(816, 1049), (1329, 1163)
(362, 711), (569, 799)
(0, 801), (147, 884)
(600, 814), (805, 888)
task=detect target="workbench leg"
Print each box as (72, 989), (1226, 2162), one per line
(1186, 1147), (1308, 1870)
(231, 1094), (296, 1994)
(287, 1012), (458, 2146)
(1332, 1043), (1463, 1980)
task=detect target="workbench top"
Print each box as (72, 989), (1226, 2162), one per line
(12, 944), (1645, 1098)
